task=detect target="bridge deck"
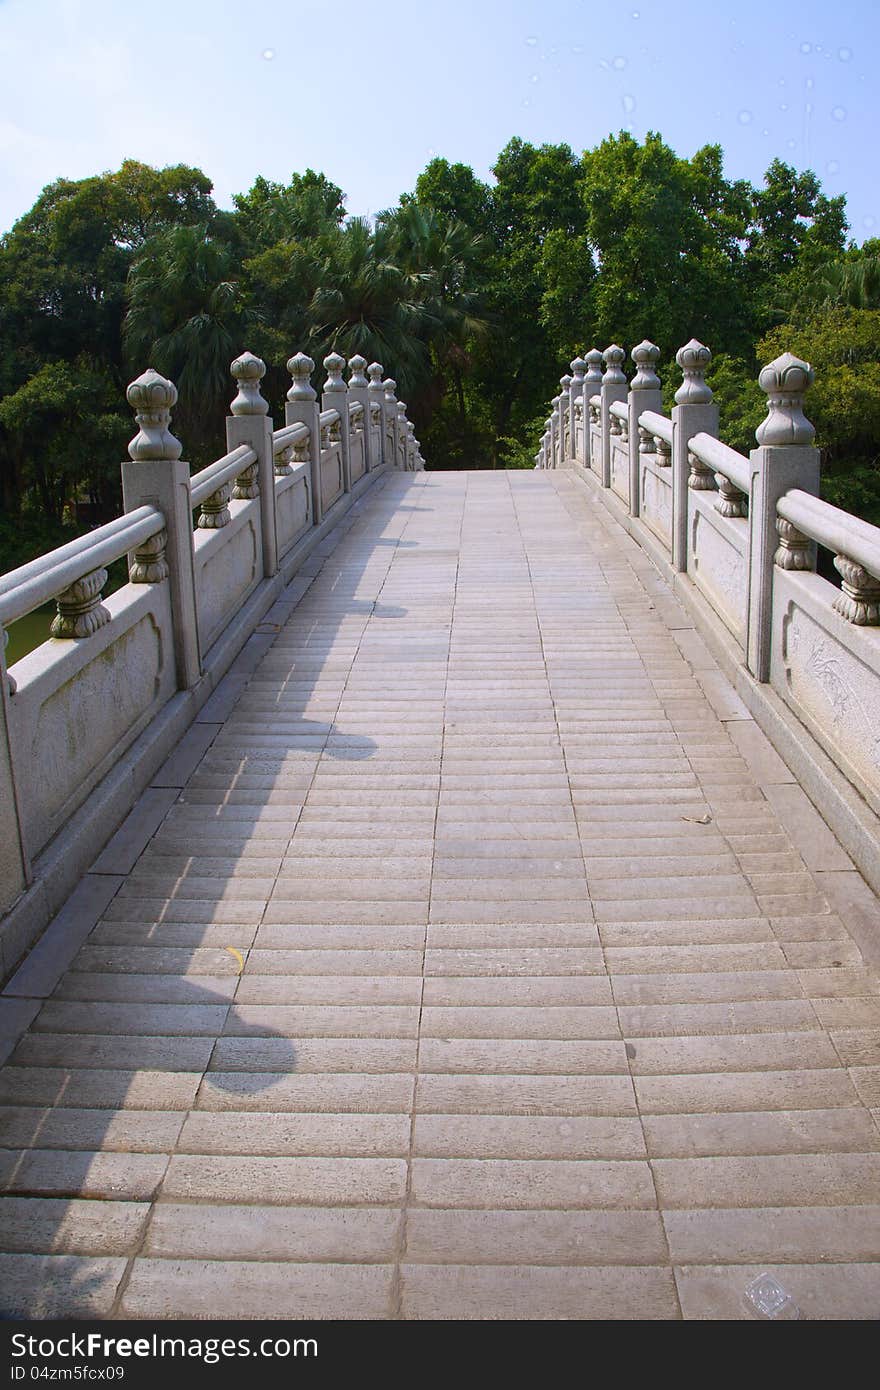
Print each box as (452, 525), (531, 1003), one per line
(2, 469), (879, 1320)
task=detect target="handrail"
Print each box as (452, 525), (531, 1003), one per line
(639, 410), (672, 445)
(589, 394), (601, 408)
(190, 444), (256, 509)
(0, 508), (158, 600)
(319, 408), (340, 428)
(272, 422), (309, 455)
(609, 401), (628, 422)
(689, 432), (750, 495)
(349, 401), (364, 420)
(0, 505), (164, 628)
(778, 488), (880, 580)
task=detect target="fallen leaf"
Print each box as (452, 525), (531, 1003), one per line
(225, 947), (245, 974)
(681, 813), (712, 825)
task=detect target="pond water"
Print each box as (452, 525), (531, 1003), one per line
(5, 604), (55, 667)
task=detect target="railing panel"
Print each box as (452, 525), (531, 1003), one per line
(687, 489), (749, 646)
(639, 453), (673, 551)
(275, 464), (311, 559)
(771, 565), (880, 816)
(7, 581), (176, 857)
(193, 498), (262, 654)
(350, 425), (366, 484)
(321, 445), (344, 512)
(609, 432), (629, 504)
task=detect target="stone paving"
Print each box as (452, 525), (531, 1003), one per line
(1, 468), (880, 1320)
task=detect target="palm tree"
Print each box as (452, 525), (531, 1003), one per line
(381, 204), (489, 428)
(305, 217), (434, 398)
(124, 223), (257, 459)
(813, 254), (880, 310)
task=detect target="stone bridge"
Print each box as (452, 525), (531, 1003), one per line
(0, 344), (878, 1320)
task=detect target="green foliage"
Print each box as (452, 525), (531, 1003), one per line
(705, 354), (766, 458)
(124, 223), (256, 460)
(0, 358), (129, 522)
(759, 308), (880, 523)
(232, 170), (346, 249)
(3, 132), (879, 589)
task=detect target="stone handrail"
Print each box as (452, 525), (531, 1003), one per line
(778, 489), (880, 574)
(0, 505), (165, 630)
(538, 335), (880, 897)
(638, 409), (672, 446)
(0, 344), (424, 973)
(190, 443), (257, 509)
(688, 432), (750, 495)
(271, 421), (309, 456)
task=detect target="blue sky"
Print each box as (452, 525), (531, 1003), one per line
(0, 0), (875, 240)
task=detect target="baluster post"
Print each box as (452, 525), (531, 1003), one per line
(569, 357), (586, 464)
(322, 353), (351, 494)
(628, 340), (662, 516)
(671, 340), (718, 573)
(367, 363), (386, 468)
(383, 379), (399, 466)
(286, 353), (322, 526)
(600, 346), (627, 488)
(396, 403), (408, 469)
(549, 397), (560, 470)
(0, 647), (29, 910)
(748, 354), (820, 680)
(559, 375), (572, 463)
(228, 351), (276, 578)
(121, 369), (201, 690)
(583, 349), (603, 471)
(347, 355), (371, 473)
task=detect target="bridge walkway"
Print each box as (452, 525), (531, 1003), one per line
(1, 469), (879, 1320)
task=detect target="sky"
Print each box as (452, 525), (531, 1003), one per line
(0, 0), (876, 241)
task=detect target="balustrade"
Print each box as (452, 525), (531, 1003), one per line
(0, 341), (422, 956)
(535, 324), (880, 873)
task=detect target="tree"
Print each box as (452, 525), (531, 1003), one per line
(124, 223), (255, 460)
(760, 308), (880, 523)
(232, 171), (345, 252)
(0, 161), (217, 542)
(0, 359), (128, 523)
(744, 158), (848, 325)
(581, 132), (751, 357)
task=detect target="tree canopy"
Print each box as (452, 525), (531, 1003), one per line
(2, 131), (878, 580)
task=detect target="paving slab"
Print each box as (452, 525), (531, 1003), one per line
(2, 469), (880, 1320)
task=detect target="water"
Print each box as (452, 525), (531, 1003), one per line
(5, 604), (55, 667)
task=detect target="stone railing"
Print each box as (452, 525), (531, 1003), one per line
(539, 340), (880, 893)
(0, 349), (423, 971)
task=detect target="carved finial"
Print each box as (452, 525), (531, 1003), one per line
(230, 351), (268, 416)
(585, 349), (604, 385)
(348, 355), (368, 388)
(570, 357), (586, 382)
(367, 362), (385, 391)
(631, 340), (661, 390)
(383, 378), (397, 402)
(756, 352), (815, 446)
(286, 352), (316, 402)
(323, 352), (346, 392)
(602, 346), (626, 385)
(675, 339), (713, 405)
(126, 368), (182, 461)
(560, 374), (573, 394)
